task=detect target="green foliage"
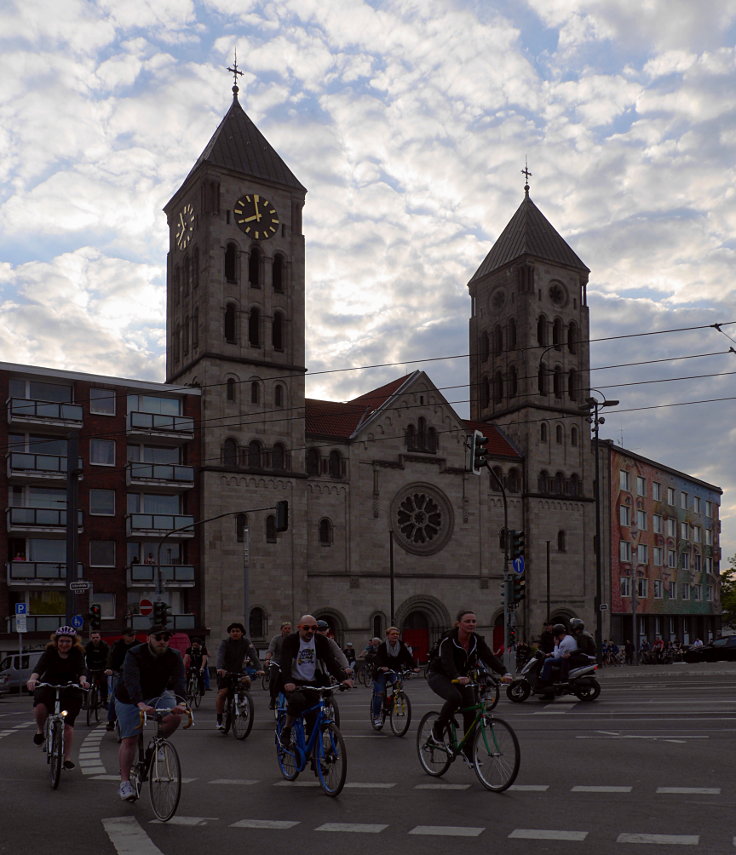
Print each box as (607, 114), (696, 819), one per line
(720, 557), (736, 627)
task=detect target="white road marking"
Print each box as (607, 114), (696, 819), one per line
(409, 825), (484, 837)
(209, 778), (259, 785)
(414, 783), (471, 790)
(617, 832), (699, 845)
(273, 780), (319, 787)
(509, 784), (550, 791)
(571, 785), (632, 793)
(102, 816), (165, 854)
(509, 829), (588, 841)
(150, 816), (218, 826)
(316, 823), (388, 833)
(343, 782), (396, 788)
(230, 819), (300, 829)
(656, 787), (720, 795)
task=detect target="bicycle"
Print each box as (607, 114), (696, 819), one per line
(416, 674), (520, 792)
(185, 669), (204, 709)
(222, 672), (254, 739)
(274, 685), (348, 796)
(129, 702), (193, 821)
(36, 682), (84, 789)
(355, 659), (373, 687)
(369, 668), (413, 736)
(86, 669), (106, 725)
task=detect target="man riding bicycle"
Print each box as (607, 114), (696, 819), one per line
(215, 622), (263, 730)
(85, 630), (110, 708)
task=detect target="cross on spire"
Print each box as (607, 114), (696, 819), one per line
(227, 48), (244, 99)
(521, 158), (532, 196)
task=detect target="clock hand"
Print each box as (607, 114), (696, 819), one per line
(253, 195), (262, 221)
(241, 215), (259, 223)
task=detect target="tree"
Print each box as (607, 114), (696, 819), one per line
(720, 557), (736, 628)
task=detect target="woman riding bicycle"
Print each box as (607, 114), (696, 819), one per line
(26, 625), (89, 769)
(427, 609), (510, 758)
(371, 626), (417, 728)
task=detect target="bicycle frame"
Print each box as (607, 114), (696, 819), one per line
(36, 682), (82, 789)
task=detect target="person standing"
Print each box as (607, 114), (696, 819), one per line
(215, 622), (263, 729)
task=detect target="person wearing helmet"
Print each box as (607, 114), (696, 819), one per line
(539, 623), (578, 685)
(569, 618), (596, 660)
(26, 626), (89, 769)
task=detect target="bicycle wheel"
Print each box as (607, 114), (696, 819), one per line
(49, 720), (63, 789)
(148, 739), (181, 821)
(86, 684), (98, 726)
(357, 666), (370, 687)
(222, 694), (233, 735)
(389, 690), (412, 737)
(416, 711), (451, 777)
(473, 716), (520, 792)
(261, 671), (269, 691)
(193, 676), (203, 709)
(232, 691), (254, 740)
(325, 695), (340, 727)
(275, 712), (299, 780)
(316, 722), (347, 796)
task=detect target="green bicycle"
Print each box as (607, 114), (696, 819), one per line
(416, 673), (520, 792)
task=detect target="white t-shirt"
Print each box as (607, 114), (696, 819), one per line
(293, 636), (317, 682)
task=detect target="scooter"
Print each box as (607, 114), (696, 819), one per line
(506, 649), (601, 702)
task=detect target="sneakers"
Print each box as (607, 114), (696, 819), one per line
(63, 760), (75, 770)
(33, 733), (44, 746)
(216, 721), (224, 730)
(373, 718), (383, 729)
(119, 781), (137, 802)
(431, 722), (445, 743)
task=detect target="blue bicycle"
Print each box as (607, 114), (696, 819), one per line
(274, 685), (348, 796)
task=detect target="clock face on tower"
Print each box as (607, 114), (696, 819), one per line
(175, 203), (195, 250)
(233, 194), (279, 240)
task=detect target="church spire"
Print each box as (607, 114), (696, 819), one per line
(227, 48), (244, 101)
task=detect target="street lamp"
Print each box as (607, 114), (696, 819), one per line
(579, 393), (619, 660)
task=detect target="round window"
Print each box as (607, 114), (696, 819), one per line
(391, 484), (453, 555)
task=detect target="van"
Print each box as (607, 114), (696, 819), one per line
(0, 650), (43, 694)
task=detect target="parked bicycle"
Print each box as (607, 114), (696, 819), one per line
(129, 702), (193, 821)
(416, 673), (520, 792)
(221, 671), (254, 739)
(36, 682), (84, 789)
(274, 685), (348, 796)
(369, 668), (413, 736)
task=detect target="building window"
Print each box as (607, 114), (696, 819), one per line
(319, 518), (333, 546)
(680, 522), (689, 540)
(705, 528), (713, 546)
(619, 505), (630, 526)
(680, 552), (690, 570)
(90, 541), (115, 567)
(667, 549), (676, 568)
(537, 315), (547, 346)
(693, 496), (701, 513)
(266, 514), (276, 543)
(557, 530), (566, 552)
(249, 607), (265, 639)
(619, 540), (632, 562)
(638, 544), (648, 564)
(249, 247), (261, 287)
(90, 439), (115, 466)
(552, 317), (563, 350)
(667, 487), (675, 505)
(679, 491), (687, 509)
(666, 518), (676, 537)
(553, 366), (563, 398)
(247, 440), (262, 469)
(538, 362), (547, 395)
(224, 303), (237, 343)
(272, 311), (284, 350)
(480, 331), (490, 362)
(493, 372), (503, 404)
(568, 369), (578, 400)
(666, 581), (676, 598)
(619, 470), (629, 491)
(653, 547), (663, 566)
(507, 318), (516, 350)
(571, 426), (578, 447)
(226, 378), (236, 401)
(236, 513), (248, 543)
(653, 514), (662, 534)
(248, 307), (261, 347)
(507, 467), (520, 493)
(620, 577), (631, 597)
(508, 365), (518, 398)
(306, 447), (321, 476)
(274, 384), (285, 408)
(90, 489), (115, 516)
(251, 381), (260, 404)
(90, 388), (116, 415)
(222, 438), (238, 468)
(567, 322), (578, 354)
(481, 376), (490, 409)
(225, 242), (238, 283)
(636, 578), (648, 598)
(681, 582), (690, 600)
(652, 481), (661, 501)
(328, 450), (343, 479)
(492, 325), (503, 355)
(540, 422), (548, 443)
(636, 476), (646, 495)
(273, 253), (285, 292)
(272, 443), (286, 471)
(705, 500), (712, 517)
(637, 510), (647, 530)
(555, 425), (563, 444)
(653, 579), (663, 598)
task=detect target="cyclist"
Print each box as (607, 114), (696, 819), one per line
(276, 614), (352, 746)
(26, 626), (89, 769)
(114, 624), (187, 802)
(356, 637), (380, 683)
(184, 636), (209, 694)
(316, 619), (352, 672)
(371, 626), (417, 728)
(105, 628), (138, 731)
(426, 609), (510, 761)
(264, 621), (292, 709)
(215, 622), (263, 730)
(85, 630), (110, 708)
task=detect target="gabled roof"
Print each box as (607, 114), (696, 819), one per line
(469, 190), (588, 283)
(185, 94), (305, 192)
(463, 419), (521, 460)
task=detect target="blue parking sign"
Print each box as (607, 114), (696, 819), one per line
(15, 603), (27, 615)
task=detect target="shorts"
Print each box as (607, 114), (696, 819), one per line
(33, 686), (83, 726)
(114, 690), (177, 739)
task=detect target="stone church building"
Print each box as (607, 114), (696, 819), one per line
(163, 82), (601, 657)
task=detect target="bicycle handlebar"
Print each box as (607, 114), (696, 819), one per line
(138, 706), (194, 729)
(35, 682), (86, 690)
(291, 684), (351, 693)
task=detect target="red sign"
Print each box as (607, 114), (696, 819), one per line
(139, 598), (153, 616)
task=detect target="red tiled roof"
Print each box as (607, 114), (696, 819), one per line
(463, 419), (521, 459)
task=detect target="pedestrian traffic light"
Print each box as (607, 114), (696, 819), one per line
(89, 603), (101, 631)
(153, 600), (170, 627)
(275, 500), (289, 532)
(512, 577), (526, 605)
(469, 429), (488, 475)
(510, 529), (525, 560)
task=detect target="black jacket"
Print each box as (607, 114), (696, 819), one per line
(115, 642), (186, 705)
(429, 629), (505, 680)
(374, 640), (415, 672)
(276, 632), (347, 690)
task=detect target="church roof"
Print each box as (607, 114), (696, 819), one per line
(463, 419), (521, 459)
(469, 190), (588, 283)
(185, 95), (306, 192)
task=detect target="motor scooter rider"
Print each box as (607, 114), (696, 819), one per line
(539, 624), (577, 685)
(569, 618), (596, 666)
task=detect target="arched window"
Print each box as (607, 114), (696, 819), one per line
(417, 417), (427, 448)
(247, 440), (262, 469)
(553, 317), (563, 350)
(537, 314), (548, 346)
(538, 362), (547, 395)
(319, 518), (333, 546)
(306, 447), (321, 476)
(225, 243), (238, 283)
(249, 247), (261, 287)
(192, 247), (199, 288)
(553, 471), (564, 494)
(508, 365), (518, 398)
(493, 371), (503, 404)
(272, 443), (286, 471)
(226, 378), (236, 401)
(192, 308), (199, 348)
(553, 366), (563, 398)
(507, 318), (517, 351)
(272, 311), (284, 350)
(182, 315), (190, 355)
(249, 607), (265, 639)
(183, 255), (190, 294)
(405, 424), (416, 451)
(224, 303), (237, 344)
(571, 426), (578, 447)
(556, 424), (563, 444)
(236, 513), (248, 542)
(328, 450), (343, 479)
(222, 438), (238, 467)
(568, 322), (578, 354)
(266, 515), (276, 543)
(480, 331), (490, 362)
(507, 467), (520, 493)
(248, 307), (260, 347)
(568, 369), (579, 401)
(274, 384), (285, 408)
(427, 427), (438, 453)
(372, 614), (384, 638)
(251, 380), (260, 405)
(492, 325), (503, 355)
(273, 253), (285, 292)
(569, 473), (580, 496)
(491, 466), (504, 492)
(538, 470), (549, 493)
(557, 530), (566, 552)
(481, 376), (490, 409)
(540, 422), (548, 442)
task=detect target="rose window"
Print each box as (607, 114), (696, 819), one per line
(392, 484), (453, 555)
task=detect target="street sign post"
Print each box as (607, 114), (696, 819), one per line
(15, 603), (27, 615)
(15, 614), (27, 633)
(69, 580), (90, 593)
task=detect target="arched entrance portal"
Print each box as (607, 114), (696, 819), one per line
(396, 596), (451, 664)
(402, 611), (429, 664)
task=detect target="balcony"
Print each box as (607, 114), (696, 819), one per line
(126, 513), (195, 538)
(127, 411), (194, 441)
(7, 506), (84, 533)
(4, 614), (71, 634)
(7, 452), (82, 482)
(7, 398), (83, 429)
(128, 563), (196, 588)
(126, 462), (195, 490)
(130, 613), (196, 632)
(6, 561), (83, 587)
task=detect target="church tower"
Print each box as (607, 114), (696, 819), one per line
(163, 72), (307, 636)
(468, 178), (595, 628)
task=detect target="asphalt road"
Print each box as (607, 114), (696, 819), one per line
(2, 662), (735, 855)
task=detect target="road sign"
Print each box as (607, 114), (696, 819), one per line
(512, 556), (525, 575)
(69, 580), (91, 593)
(15, 615), (27, 633)
(139, 598), (153, 616)
(71, 614), (84, 629)
(15, 603), (27, 615)
(600, 603), (609, 611)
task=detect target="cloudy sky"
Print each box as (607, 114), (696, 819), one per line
(2, 0), (736, 559)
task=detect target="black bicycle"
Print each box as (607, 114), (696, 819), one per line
(222, 672), (254, 739)
(86, 669), (106, 725)
(185, 669), (204, 709)
(369, 669), (413, 736)
(36, 682), (84, 789)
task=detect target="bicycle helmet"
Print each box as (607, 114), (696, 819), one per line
(55, 625), (77, 638)
(569, 618), (585, 632)
(552, 623), (567, 635)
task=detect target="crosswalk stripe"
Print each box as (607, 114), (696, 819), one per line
(410, 825), (484, 837)
(509, 829), (588, 841)
(617, 833), (699, 845)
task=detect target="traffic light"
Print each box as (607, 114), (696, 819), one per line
(89, 603), (101, 631)
(502, 578), (514, 604)
(275, 500), (289, 532)
(499, 528), (508, 552)
(510, 529), (525, 560)
(469, 429), (488, 475)
(153, 601), (171, 627)
(508, 625), (517, 645)
(512, 576), (526, 605)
